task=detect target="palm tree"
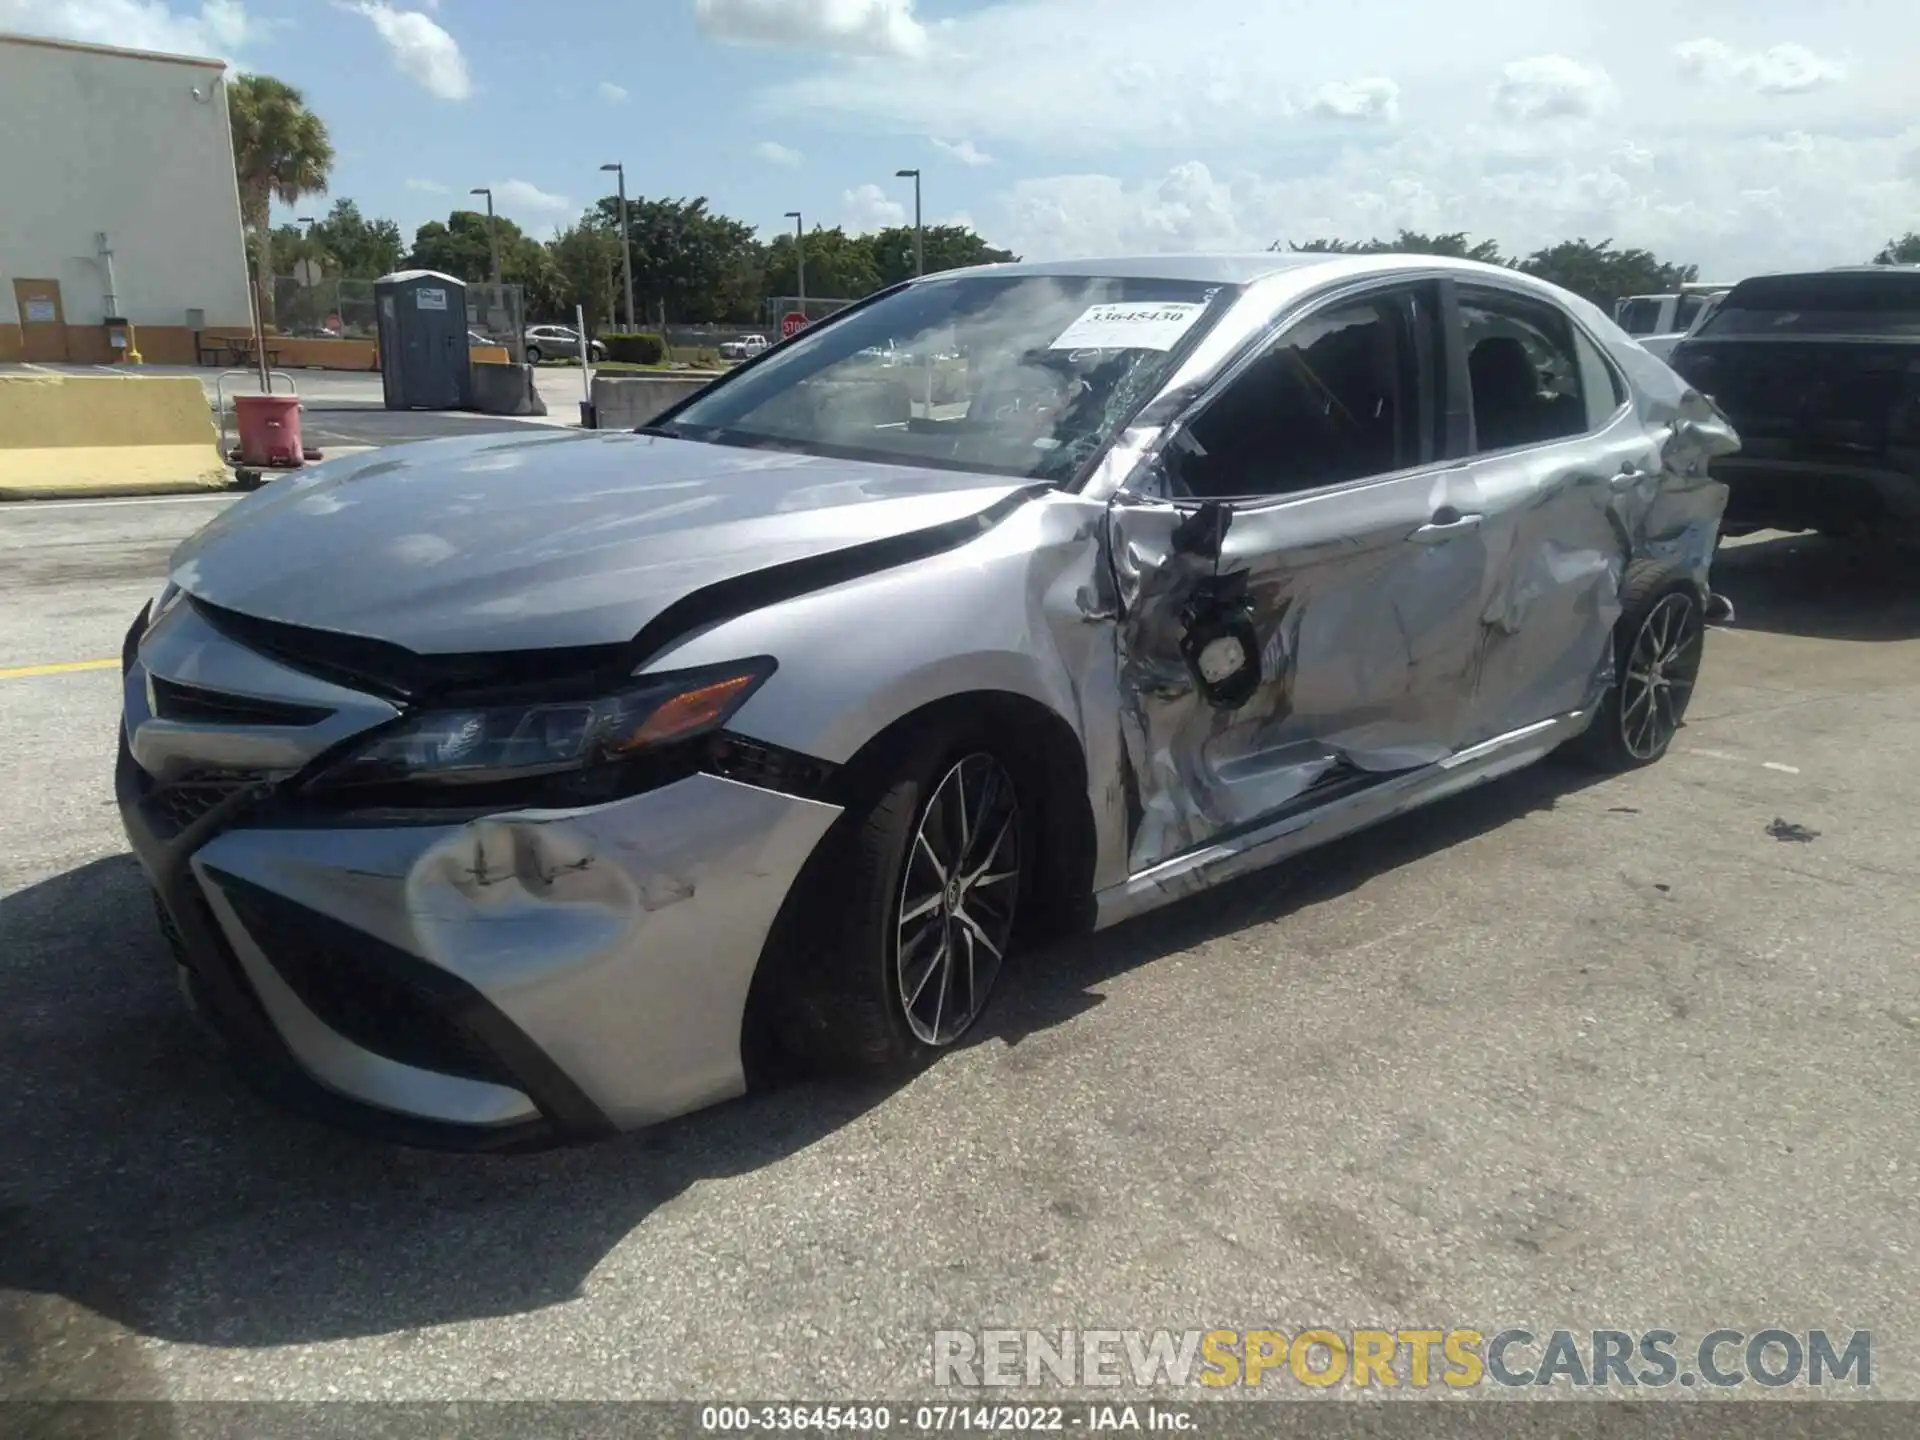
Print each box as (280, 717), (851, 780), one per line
(228, 73), (335, 330)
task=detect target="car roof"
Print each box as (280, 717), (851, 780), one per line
(920, 251), (1583, 298)
(931, 252), (1338, 285)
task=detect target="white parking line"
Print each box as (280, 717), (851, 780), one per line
(1686, 747), (1801, 775)
(6, 493), (236, 511)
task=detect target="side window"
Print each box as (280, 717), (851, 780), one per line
(1173, 290), (1425, 500)
(1675, 294), (1706, 331)
(1456, 291), (1587, 454)
(1572, 326), (1628, 431)
(1617, 298), (1661, 335)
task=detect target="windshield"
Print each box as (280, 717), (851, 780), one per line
(655, 274), (1238, 483)
(1697, 273), (1920, 338)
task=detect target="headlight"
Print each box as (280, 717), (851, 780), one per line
(310, 658), (775, 793)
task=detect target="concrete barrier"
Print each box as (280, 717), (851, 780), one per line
(589, 372), (724, 429)
(470, 361), (548, 418)
(0, 373), (230, 499)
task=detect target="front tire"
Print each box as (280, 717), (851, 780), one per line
(1567, 566), (1705, 771)
(776, 728), (1026, 1074)
(524, 344), (542, 364)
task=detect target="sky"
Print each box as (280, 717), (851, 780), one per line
(4, 0), (1919, 277)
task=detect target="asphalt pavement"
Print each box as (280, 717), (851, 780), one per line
(2, 498), (1917, 1404)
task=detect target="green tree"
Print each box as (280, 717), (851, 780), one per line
(408, 210), (560, 324)
(408, 211), (505, 280)
(1278, 230), (1506, 263)
(228, 73), (335, 328)
(310, 198), (405, 278)
(269, 222), (323, 276)
(864, 224), (1018, 287)
(1517, 238), (1699, 312)
(549, 221), (624, 333)
(1873, 233), (1920, 265)
(592, 195), (763, 324)
(762, 227), (882, 304)
(408, 210), (551, 285)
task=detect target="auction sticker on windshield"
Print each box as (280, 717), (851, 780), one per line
(1049, 302), (1207, 352)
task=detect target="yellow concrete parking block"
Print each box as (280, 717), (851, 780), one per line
(0, 372), (231, 500)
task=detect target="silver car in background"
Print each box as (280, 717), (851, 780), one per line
(117, 253), (1739, 1149)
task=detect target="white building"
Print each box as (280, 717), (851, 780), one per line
(0, 31), (252, 365)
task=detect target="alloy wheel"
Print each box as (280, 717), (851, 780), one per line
(895, 753), (1022, 1047)
(1620, 591), (1703, 760)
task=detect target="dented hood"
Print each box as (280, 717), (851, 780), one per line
(169, 429), (1032, 654)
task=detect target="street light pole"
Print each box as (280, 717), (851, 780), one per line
(470, 186), (501, 284)
(785, 209), (805, 315)
(895, 168), (923, 277)
(600, 162), (635, 332)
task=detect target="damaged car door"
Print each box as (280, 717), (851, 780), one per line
(1448, 282), (1660, 743)
(1106, 280), (1493, 872)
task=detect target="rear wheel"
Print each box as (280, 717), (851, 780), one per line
(775, 728), (1026, 1073)
(524, 343), (543, 364)
(1567, 567), (1705, 771)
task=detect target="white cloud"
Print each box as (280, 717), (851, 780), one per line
(991, 121), (1920, 279)
(0, 0), (252, 59)
(754, 139), (804, 166)
(695, 0), (928, 59)
(404, 177), (450, 193)
(489, 179), (573, 219)
(728, 0), (1919, 276)
(842, 182), (907, 232)
(932, 136), (994, 167)
(1305, 77), (1400, 123)
(1001, 161), (1251, 257)
(1490, 54), (1615, 122)
(597, 80), (629, 103)
(344, 2), (471, 101)
(1674, 39), (1845, 95)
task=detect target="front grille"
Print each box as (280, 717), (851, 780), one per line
(151, 888), (189, 965)
(189, 595), (632, 704)
(150, 675), (334, 728)
(141, 767), (272, 839)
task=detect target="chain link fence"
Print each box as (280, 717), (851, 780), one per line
(467, 281), (526, 356)
(266, 276), (378, 338)
(264, 276), (525, 355)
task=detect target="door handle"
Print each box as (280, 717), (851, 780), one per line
(1412, 508), (1483, 542)
(1609, 463), (1642, 492)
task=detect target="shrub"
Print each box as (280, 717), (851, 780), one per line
(600, 331), (666, 365)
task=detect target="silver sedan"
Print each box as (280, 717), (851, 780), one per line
(117, 252), (1739, 1148)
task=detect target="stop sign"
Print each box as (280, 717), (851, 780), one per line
(780, 311), (808, 340)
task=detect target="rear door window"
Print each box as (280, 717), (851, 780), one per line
(1455, 289), (1589, 453)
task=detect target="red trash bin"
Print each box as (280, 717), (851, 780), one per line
(232, 394), (305, 468)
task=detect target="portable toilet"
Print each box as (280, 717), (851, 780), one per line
(374, 269), (473, 410)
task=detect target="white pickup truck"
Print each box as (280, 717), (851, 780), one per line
(719, 333), (770, 360)
(1614, 284), (1733, 360)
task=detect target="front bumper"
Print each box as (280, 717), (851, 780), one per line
(117, 657), (842, 1150)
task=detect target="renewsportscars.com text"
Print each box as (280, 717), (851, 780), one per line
(931, 1328), (1872, 1390)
